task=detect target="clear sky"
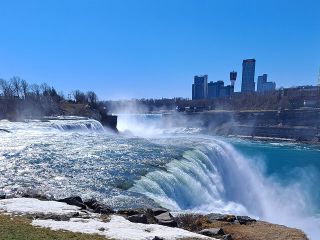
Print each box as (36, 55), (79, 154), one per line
(0, 0), (319, 100)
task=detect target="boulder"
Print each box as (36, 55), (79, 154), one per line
(58, 196), (86, 209)
(0, 194), (6, 199)
(154, 212), (177, 227)
(223, 234), (233, 240)
(150, 208), (168, 216)
(236, 216), (256, 225)
(127, 214), (148, 224)
(207, 213), (236, 222)
(199, 228), (225, 237)
(32, 212), (79, 221)
(152, 237), (164, 240)
(19, 189), (50, 201)
(117, 209), (142, 216)
(84, 199), (114, 214)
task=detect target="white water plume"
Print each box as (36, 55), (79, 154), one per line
(131, 138), (320, 239)
(117, 114), (201, 137)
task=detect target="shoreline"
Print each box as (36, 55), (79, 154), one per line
(0, 196), (308, 240)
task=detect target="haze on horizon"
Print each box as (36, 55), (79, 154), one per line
(0, 0), (319, 100)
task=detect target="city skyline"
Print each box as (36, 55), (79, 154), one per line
(192, 58), (277, 100)
(0, 0), (319, 100)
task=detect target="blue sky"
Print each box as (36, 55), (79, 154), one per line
(0, 0), (319, 100)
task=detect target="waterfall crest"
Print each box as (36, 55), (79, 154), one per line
(52, 119), (105, 132)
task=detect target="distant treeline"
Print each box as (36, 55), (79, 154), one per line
(0, 77), (103, 120)
(1, 76), (319, 119)
(106, 87), (320, 113)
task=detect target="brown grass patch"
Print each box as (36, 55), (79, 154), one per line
(176, 214), (308, 240)
(0, 214), (110, 240)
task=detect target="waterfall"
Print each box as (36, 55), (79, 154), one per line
(130, 138), (320, 238)
(52, 119), (105, 132)
(131, 139), (264, 215)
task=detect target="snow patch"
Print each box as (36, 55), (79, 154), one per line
(0, 198), (80, 215)
(32, 215), (214, 240)
(0, 198), (214, 239)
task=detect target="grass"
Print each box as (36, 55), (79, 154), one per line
(176, 214), (308, 240)
(0, 214), (110, 240)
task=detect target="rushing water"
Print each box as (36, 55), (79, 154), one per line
(0, 115), (319, 239)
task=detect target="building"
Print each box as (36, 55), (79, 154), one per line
(207, 80), (234, 99)
(192, 75), (208, 100)
(220, 85), (234, 97)
(230, 71), (237, 87)
(241, 59), (256, 93)
(208, 81), (224, 99)
(257, 74), (276, 93)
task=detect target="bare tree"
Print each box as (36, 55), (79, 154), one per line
(21, 79), (29, 99)
(0, 79), (14, 98)
(86, 91), (98, 106)
(73, 90), (87, 104)
(10, 77), (22, 98)
(30, 84), (41, 100)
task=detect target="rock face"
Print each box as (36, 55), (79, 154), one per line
(207, 213), (236, 222)
(119, 207), (178, 227)
(236, 216), (256, 225)
(18, 189), (51, 201)
(152, 237), (164, 240)
(199, 228), (225, 237)
(127, 214), (148, 224)
(199, 228), (224, 237)
(100, 114), (118, 132)
(117, 209), (141, 216)
(154, 212), (178, 227)
(150, 208), (168, 216)
(58, 196), (87, 209)
(223, 234), (233, 240)
(84, 199), (114, 214)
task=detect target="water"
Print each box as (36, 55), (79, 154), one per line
(0, 115), (319, 238)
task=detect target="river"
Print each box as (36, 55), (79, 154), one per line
(0, 114), (319, 238)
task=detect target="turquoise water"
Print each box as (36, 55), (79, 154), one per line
(233, 140), (320, 214)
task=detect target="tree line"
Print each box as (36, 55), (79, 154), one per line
(0, 77), (98, 105)
(0, 77), (101, 120)
(105, 87), (320, 113)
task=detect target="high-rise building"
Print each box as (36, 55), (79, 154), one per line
(208, 81), (224, 99)
(230, 71), (237, 87)
(192, 75), (208, 100)
(207, 80), (234, 99)
(241, 59), (256, 93)
(257, 74), (267, 92)
(257, 74), (276, 93)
